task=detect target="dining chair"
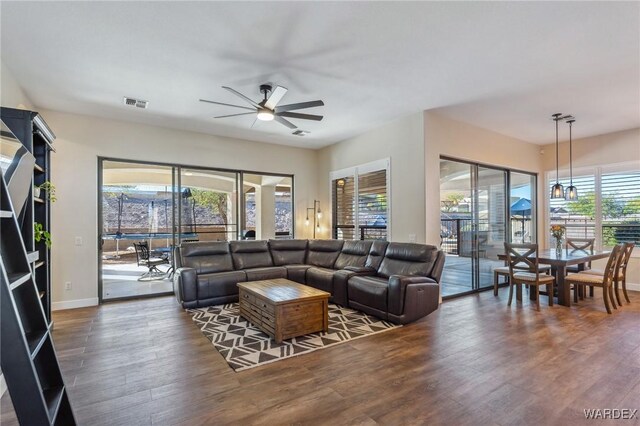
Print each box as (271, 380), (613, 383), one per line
(565, 238), (595, 273)
(583, 242), (635, 305)
(565, 237), (596, 299)
(493, 263), (551, 296)
(504, 242), (555, 311)
(565, 244), (623, 314)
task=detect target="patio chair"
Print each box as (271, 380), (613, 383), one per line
(504, 242), (555, 311)
(133, 241), (170, 281)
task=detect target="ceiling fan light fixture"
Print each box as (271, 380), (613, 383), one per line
(256, 108), (274, 121)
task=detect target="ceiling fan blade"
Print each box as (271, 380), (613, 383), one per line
(222, 86), (260, 108)
(277, 112), (323, 121)
(275, 100), (324, 113)
(264, 85), (288, 109)
(274, 115), (298, 130)
(250, 117), (259, 128)
(199, 99), (255, 111)
(214, 112), (255, 119)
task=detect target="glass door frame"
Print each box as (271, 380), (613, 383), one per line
(98, 156), (295, 303)
(439, 156), (538, 299)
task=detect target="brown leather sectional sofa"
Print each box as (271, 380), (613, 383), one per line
(173, 239), (445, 324)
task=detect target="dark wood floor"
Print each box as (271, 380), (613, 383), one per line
(2, 288), (640, 425)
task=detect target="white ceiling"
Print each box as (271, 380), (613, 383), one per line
(1, 1), (638, 149)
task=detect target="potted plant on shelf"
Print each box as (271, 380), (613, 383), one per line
(36, 181), (56, 202)
(34, 222), (52, 248)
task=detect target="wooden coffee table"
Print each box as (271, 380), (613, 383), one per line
(237, 278), (330, 343)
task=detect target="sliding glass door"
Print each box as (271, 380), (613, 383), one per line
(100, 160), (177, 300)
(439, 157), (536, 298)
(178, 168), (238, 242)
(439, 160), (474, 296)
(99, 159), (294, 302)
(241, 173), (293, 240)
(476, 166), (507, 289)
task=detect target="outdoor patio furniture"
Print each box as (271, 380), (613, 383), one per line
(133, 241), (170, 281)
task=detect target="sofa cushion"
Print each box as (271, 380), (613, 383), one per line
(197, 270), (247, 300)
(377, 243), (438, 279)
(334, 240), (373, 270)
(365, 241), (389, 270)
(268, 239), (308, 266)
(230, 240), (274, 270)
(305, 267), (335, 293)
(348, 275), (388, 312)
(244, 266), (287, 282)
(180, 242), (234, 274)
(307, 239), (344, 268)
(285, 264), (311, 283)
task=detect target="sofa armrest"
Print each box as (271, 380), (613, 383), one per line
(388, 275), (437, 315)
(343, 266), (376, 273)
(174, 267), (198, 307)
(429, 251), (446, 283)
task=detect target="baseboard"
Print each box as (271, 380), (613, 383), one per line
(52, 297), (99, 311)
(626, 282), (640, 292)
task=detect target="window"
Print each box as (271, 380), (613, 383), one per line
(547, 163), (640, 249)
(601, 170), (640, 247)
(331, 159), (389, 240)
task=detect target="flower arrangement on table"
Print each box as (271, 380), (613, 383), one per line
(550, 225), (565, 252)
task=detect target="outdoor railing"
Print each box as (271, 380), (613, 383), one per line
(440, 218), (534, 255)
(333, 225), (387, 240)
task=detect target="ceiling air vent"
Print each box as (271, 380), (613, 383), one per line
(123, 97), (149, 109)
(292, 130), (310, 136)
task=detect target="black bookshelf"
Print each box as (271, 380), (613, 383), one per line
(1, 107), (55, 323)
(0, 113), (76, 424)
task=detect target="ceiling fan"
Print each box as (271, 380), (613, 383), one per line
(199, 84), (324, 130)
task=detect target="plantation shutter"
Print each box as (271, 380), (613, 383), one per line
(600, 171), (640, 246)
(549, 174), (596, 241)
(332, 176), (356, 239)
(357, 170), (388, 240)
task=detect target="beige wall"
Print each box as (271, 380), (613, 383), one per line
(40, 109), (318, 309)
(316, 112), (425, 243)
(1, 61), (33, 109)
(424, 111), (545, 245)
(541, 127), (640, 287)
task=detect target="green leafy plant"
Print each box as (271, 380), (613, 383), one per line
(34, 222), (51, 248)
(38, 181), (56, 202)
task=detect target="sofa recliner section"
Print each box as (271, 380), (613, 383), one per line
(174, 239), (444, 324)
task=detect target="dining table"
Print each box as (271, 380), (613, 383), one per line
(497, 248), (611, 307)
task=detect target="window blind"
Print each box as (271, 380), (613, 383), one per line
(357, 170), (387, 240)
(549, 174), (596, 241)
(601, 171), (640, 246)
(332, 176), (356, 239)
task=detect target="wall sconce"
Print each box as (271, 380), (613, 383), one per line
(305, 200), (321, 238)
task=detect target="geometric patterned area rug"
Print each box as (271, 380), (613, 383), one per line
(188, 303), (401, 372)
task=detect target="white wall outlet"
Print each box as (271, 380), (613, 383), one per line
(64, 282), (72, 291)
(408, 233), (417, 243)
(75, 237), (83, 246)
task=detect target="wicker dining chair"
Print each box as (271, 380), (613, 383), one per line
(565, 244), (623, 314)
(583, 242), (635, 305)
(504, 242), (555, 311)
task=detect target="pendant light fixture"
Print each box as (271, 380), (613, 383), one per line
(550, 113), (565, 199)
(565, 118), (578, 200)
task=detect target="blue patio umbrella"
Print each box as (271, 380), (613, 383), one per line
(511, 198), (532, 242)
(510, 198), (532, 216)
